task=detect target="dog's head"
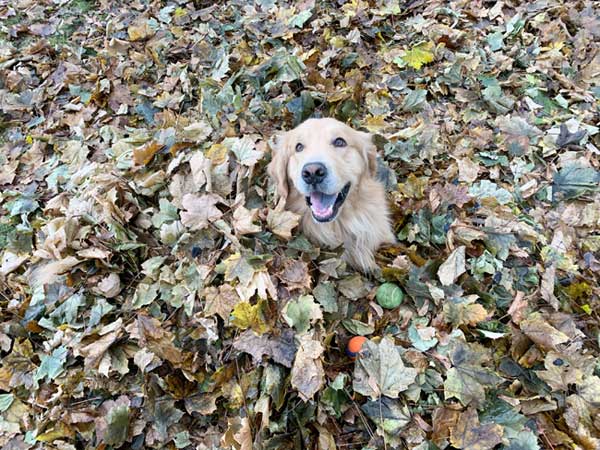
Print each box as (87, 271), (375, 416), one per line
(268, 118), (377, 223)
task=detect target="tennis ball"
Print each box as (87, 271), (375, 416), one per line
(376, 282), (404, 309)
(346, 336), (367, 357)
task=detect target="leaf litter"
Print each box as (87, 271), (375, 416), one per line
(1, 0), (600, 449)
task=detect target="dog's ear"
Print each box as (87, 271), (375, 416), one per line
(267, 131), (291, 208)
(356, 130), (378, 177)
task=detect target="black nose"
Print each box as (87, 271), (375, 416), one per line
(302, 163), (327, 185)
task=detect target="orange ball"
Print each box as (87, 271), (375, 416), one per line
(346, 336), (367, 357)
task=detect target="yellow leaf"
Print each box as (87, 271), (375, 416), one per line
(127, 21), (155, 41)
(231, 301), (269, 334)
(402, 42), (435, 69)
(133, 141), (164, 166)
(205, 143), (229, 165)
(36, 422), (73, 442)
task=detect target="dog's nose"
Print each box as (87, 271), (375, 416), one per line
(302, 163), (328, 185)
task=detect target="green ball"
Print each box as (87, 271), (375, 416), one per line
(376, 283), (404, 309)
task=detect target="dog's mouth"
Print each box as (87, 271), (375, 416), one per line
(305, 182), (351, 223)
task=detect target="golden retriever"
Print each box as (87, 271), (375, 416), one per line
(268, 118), (395, 272)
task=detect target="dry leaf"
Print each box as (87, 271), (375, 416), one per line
(266, 208), (300, 240)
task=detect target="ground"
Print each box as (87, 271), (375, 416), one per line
(0, 0), (599, 449)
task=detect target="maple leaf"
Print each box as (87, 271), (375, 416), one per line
(450, 407), (504, 449)
(438, 246), (466, 286)
(180, 193), (224, 230)
(231, 301), (269, 334)
(353, 337), (418, 399)
(291, 333), (325, 401)
(401, 42), (435, 69)
(266, 208), (300, 240)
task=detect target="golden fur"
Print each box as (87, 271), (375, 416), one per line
(268, 118), (395, 272)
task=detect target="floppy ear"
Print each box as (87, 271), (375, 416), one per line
(356, 130), (378, 177)
(267, 132), (291, 208)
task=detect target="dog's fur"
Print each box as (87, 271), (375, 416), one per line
(268, 118), (395, 272)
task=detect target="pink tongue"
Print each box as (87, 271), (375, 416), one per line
(310, 192), (337, 218)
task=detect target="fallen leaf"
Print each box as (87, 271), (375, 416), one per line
(180, 193), (224, 230)
(444, 340), (503, 406)
(353, 337), (418, 399)
(450, 407), (504, 449)
(233, 329), (296, 368)
(438, 246), (466, 286)
(266, 208), (300, 240)
(443, 295), (488, 326)
(231, 301), (269, 334)
(282, 295), (323, 334)
(291, 333), (325, 401)
(232, 204), (261, 235)
(133, 141), (164, 166)
(520, 316), (570, 350)
(401, 42), (435, 69)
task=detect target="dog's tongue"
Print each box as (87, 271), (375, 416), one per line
(310, 191), (337, 218)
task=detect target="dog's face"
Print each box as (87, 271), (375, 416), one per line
(268, 118), (377, 223)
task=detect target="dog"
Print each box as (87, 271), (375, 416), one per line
(267, 118), (396, 273)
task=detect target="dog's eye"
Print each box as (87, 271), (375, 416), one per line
(295, 143), (304, 152)
(333, 137), (347, 148)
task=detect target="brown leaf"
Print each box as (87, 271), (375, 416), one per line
(180, 193), (224, 230)
(442, 295), (488, 327)
(291, 334), (325, 401)
(450, 407), (503, 449)
(266, 208), (300, 240)
(94, 273), (121, 298)
(521, 316), (570, 350)
(204, 284), (241, 322)
(508, 291), (528, 324)
(233, 329), (296, 368)
(134, 314), (183, 365)
(431, 407), (460, 448)
(438, 246), (466, 286)
(232, 204), (261, 235)
(278, 259), (311, 291)
(133, 141), (164, 166)
(541, 263), (559, 310)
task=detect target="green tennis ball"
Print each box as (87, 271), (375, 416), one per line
(376, 283), (404, 309)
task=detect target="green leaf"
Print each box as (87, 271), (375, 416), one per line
(288, 10), (312, 28)
(227, 136), (264, 166)
(131, 283), (159, 309)
(35, 346), (68, 382)
(469, 180), (513, 205)
(152, 198), (179, 228)
(153, 399), (184, 441)
(408, 319), (438, 352)
(174, 431), (192, 449)
(486, 31), (504, 51)
(402, 89), (427, 112)
(553, 165), (600, 201)
(283, 295), (322, 334)
(104, 404), (129, 446)
(320, 374), (350, 418)
(341, 319), (374, 336)
(361, 397), (411, 443)
(0, 394), (14, 412)
(313, 281), (338, 313)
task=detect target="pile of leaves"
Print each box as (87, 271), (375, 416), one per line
(1, 0), (599, 448)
